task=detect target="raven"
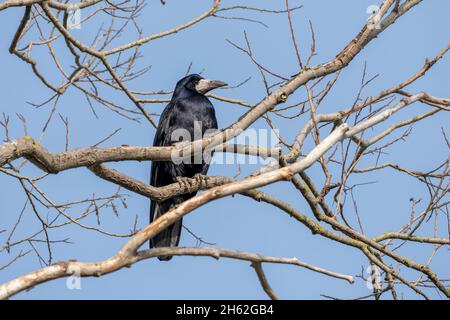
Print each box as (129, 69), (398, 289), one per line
(150, 74), (227, 261)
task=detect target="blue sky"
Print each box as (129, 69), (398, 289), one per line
(0, 0), (449, 299)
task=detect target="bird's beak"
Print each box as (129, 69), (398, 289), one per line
(195, 79), (227, 94)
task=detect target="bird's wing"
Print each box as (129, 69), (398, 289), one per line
(152, 100), (175, 148)
(150, 101), (176, 222)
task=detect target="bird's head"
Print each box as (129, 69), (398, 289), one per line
(173, 74), (227, 98)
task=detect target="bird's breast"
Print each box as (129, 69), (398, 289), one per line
(170, 97), (217, 139)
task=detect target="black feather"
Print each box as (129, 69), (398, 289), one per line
(149, 74), (219, 261)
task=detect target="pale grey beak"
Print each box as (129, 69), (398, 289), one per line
(195, 79), (227, 94)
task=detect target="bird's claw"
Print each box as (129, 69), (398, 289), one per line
(176, 174), (208, 190)
(176, 176), (192, 189)
(193, 173), (208, 187)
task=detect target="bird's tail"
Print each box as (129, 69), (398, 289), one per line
(149, 200), (183, 261)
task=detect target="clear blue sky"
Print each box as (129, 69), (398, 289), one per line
(0, 0), (449, 299)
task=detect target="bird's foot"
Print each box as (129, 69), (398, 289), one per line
(176, 176), (193, 190)
(193, 173), (208, 187)
(176, 174), (209, 190)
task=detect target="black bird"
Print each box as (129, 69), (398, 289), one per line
(150, 74), (227, 260)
